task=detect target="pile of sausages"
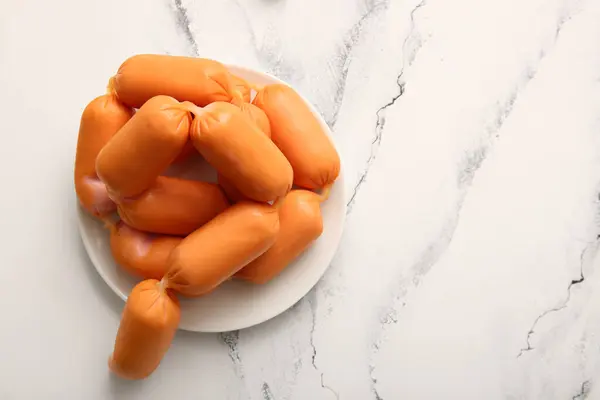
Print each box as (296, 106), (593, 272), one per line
(73, 54), (340, 380)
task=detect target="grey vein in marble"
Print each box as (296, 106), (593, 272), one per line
(171, 0), (199, 55)
(220, 331), (245, 379)
(254, 2), (389, 129)
(305, 292), (339, 399)
(261, 382), (274, 400)
(232, 0), (259, 53)
(367, 1), (585, 397)
(326, 0), (389, 128)
(517, 242), (594, 358)
(572, 380), (590, 400)
(305, 288), (339, 399)
(321, 373), (340, 400)
(307, 292), (318, 370)
(256, 25), (299, 86)
(346, 0), (426, 214)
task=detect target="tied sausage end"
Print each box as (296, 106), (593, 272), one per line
(159, 276), (169, 292)
(106, 76), (117, 96)
(167, 101), (204, 118)
(249, 82), (264, 92)
(230, 89), (246, 106)
(318, 184), (332, 203)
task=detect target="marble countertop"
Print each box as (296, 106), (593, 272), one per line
(2, 0), (600, 398)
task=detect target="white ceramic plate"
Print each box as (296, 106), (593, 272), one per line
(77, 65), (346, 333)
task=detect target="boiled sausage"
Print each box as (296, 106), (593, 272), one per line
(165, 202), (279, 297)
(109, 221), (182, 280)
(185, 101), (292, 203)
(236, 102), (271, 136)
(235, 190), (325, 284)
(109, 279), (180, 380)
(111, 54), (237, 108)
(96, 95), (191, 199)
(217, 101), (271, 202)
(117, 176), (229, 236)
(253, 84), (340, 189)
(74, 94), (132, 218)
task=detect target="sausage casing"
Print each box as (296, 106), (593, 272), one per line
(109, 279), (180, 380)
(165, 202), (279, 297)
(112, 54), (236, 108)
(117, 176), (229, 236)
(96, 95), (191, 199)
(110, 221), (182, 280)
(189, 101), (292, 203)
(173, 141), (197, 164)
(237, 102), (271, 136)
(253, 84), (340, 189)
(235, 190), (323, 283)
(74, 94), (132, 218)
(217, 102), (271, 202)
(230, 74), (251, 103)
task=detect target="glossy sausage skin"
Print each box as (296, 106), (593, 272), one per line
(110, 221), (182, 280)
(217, 102), (271, 203)
(74, 94), (132, 218)
(237, 102), (271, 136)
(96, 95), (191, 199)
(109, 279), (180, 380)
(117, 176), (229, 236)
(112, 54), (236, 108)
(173, 141), (197, 164)
(235, 190), (323, 284)
(165, 202), (280, 297)
(217, 175), (246, 204)
(188, 101), (292, 203)
(253, 84), (340, 189)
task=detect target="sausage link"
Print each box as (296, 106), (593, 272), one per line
(165, 202), (280, 297)
(217, 175), (246, 204)
(74, 94), (132, 218)
(173, 141), (197, 164)
(109, 221), (182, 280)
(235, 190), (324, 284)
(217, 101), (271, 202)
(109, 279), (180, 380)
(237, 102), (271, 136)
(96, 95), (191, 199)
(111, 54), (237, 108)
(117, 176), (229, 236)
(253, 84), (340, 189)
(187, 101), (292, 203)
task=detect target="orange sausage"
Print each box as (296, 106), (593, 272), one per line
(236, 190), (324, 284)
(186, 101), (292, 203)
(165, 202), (279, 297)
(217, 175), (247, 204)
(109, 279), (180, 380)
(253, 84), (340, 189)
(217, 102), (271, 202)
(173, 141), (197, 164)
(96, 95), (191, 199)
(230, 74), (251, 102)
(111, 54), (237, 108)
(237, 102), (271, 136)
(117, 176), (229, 236)
(109, 221), (182, 280)
(74, 94), (132, 218)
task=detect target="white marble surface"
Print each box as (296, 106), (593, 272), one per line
(1, 0), (600, 398)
